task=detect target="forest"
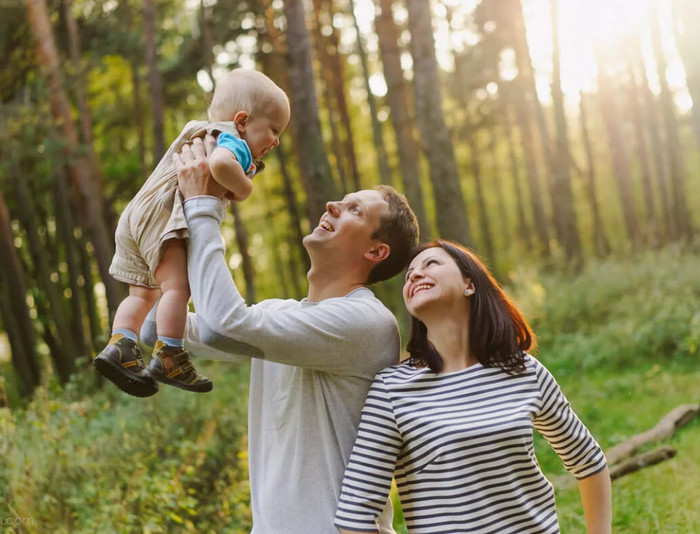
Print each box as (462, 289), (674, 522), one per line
(1, 0), (699, 532)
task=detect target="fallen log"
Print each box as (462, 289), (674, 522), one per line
(609, 446), (676, 480)
(605, 404), (699, 466)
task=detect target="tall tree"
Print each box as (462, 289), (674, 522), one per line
(374, 0), (429, 236)
(549, 0), (581, 262)
(405, 0), (470, 245)
(0, 190), (40, 396)
(467, 133), (496, 265)
(671, 0), (700, 152)
(25, 0), (124, 317)
(143, 0), (165, 162)
(593, 42), (641, 250)
(578, 92), (610, 257)
(650, 11), (693, 241)
(501, 109), (532, 249)
(349, 0), (392, 186)
(283, 0), (338, 222)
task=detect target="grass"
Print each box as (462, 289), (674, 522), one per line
(2, 247), (700, 532)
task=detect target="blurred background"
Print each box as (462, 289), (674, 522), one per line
(1, 0), (699, 532)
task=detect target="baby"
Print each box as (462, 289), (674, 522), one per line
(94, 69), (290, 397)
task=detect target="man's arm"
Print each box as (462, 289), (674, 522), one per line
(174, 136), (399, 375)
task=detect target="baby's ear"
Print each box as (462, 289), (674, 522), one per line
(234, 111), (249, 132)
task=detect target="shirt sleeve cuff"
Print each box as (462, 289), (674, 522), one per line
(183, 195), (226, 222)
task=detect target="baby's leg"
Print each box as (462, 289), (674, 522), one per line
(153, 238), (190, 339)
(113, 285), (160, 333)
(94, 284), (159, 398)
(148, 239), (212, 393)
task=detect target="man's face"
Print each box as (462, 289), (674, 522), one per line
(303, 190), (389, 262)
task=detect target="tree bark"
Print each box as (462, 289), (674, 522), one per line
(143, 0), (165, 162)
(625, 60), (659, 245)
(230, 204), (256, 304)
(671, 0), (700, 153)
(593, 43), (641, 250)
(0, 191), (40, 396)
(11, 163), (78, 382)
(650, 11), (693, 241)
(501, 108), (532, 249)
(374, 0), (430, 237)
(468, 134), (495, 266)
(349, 0), (393, 187)
(25, 0), (124, 317)
(323, 0), (361, 191)
(549, 0), (581, 263)
(578, 92), (610, 257)
(311, 0), (348, 194)
(283, 0), (338, 223)
(405, 0), (470, 245)
(609, 446), (676, 480)
(606, 404), (699, 466)
(510, 94), (550, 254)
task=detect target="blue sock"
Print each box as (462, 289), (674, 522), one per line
(113, 328), (138, 342)
(158, 336), (184, 348)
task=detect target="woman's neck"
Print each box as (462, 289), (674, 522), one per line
(424, 314), (477, 373)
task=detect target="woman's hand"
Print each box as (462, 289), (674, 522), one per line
(174, 135), (229, 200)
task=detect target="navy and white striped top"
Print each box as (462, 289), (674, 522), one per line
(334, 354), (606, 533)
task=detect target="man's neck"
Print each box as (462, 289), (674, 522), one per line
(305, 267), (367, 302)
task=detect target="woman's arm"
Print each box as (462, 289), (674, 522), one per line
(578, 467), (612, 534)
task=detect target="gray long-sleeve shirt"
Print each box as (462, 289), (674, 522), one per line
(165, 196), (397, 533)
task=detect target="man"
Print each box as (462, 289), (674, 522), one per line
(151, 135), (419, 533)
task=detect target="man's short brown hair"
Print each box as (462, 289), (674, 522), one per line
(367, 185), (419, 285)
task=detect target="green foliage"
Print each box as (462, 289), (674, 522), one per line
(0, 362), (252, 533)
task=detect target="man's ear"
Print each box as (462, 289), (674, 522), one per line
(364, 243), (390, 264)
(234, 111), (249, 133)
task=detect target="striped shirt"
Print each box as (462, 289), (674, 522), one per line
(335, 354), (606, 533)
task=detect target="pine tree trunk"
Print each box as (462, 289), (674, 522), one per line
(283, 0), (338, 222)
(349, 0), (392, 187)
(63, 0), (117, 235)
(52, 163), (86, 358)
(578, 92), (611, 257)
(0, 191), (40, 396)
(650, 12), (693, 241)
(230, 204), (256, 303)
(468, 135), (496, 265)
(405, 0), (470, 245)
(549, 0), (581, 263)
(10, 164), (77, 382)
(374, 0), (430, 237)
(311, 0), (348, 194)
(143, 0), (165, 162)
(501, 108), (532, 249)
(122, 0), (148, 180)
(629, 36), (673, 241)
(486, 127), (511, 245)
(626, 60), (659, 245)
(593, 43), (641, 250)
(323, 0), (361, 191)
(671, 0), (700, 153)
(25, 0), (124, 318)
(511, 93), (550, 254)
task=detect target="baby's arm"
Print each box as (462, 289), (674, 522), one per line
(209, 147), (252, 201)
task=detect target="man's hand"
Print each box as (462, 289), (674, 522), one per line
(174, 135), (229, 200)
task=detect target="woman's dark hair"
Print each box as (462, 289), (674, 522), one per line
(405, 240), (534, 374)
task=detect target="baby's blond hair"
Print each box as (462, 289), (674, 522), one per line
(208, 69), (289, 122)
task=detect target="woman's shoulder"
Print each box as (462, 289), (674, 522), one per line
(375, 360), (429, 385)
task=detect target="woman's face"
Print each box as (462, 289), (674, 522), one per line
(403, 247), (470, 318)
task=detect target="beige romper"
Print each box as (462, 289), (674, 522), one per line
(109, 120), (239, 288)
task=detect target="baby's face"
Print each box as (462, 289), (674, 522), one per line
(240, 102), (290, 160)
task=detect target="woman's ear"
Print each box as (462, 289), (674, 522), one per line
(234, 111), (249, 133)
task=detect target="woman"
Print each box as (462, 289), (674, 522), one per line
(335, 240), (612, 534)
